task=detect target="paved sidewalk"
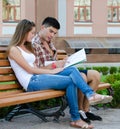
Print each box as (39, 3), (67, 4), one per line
(0, 107), (120, 129)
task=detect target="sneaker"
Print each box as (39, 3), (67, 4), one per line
(88, 93), (113, 105)
(85, 111), (102, 121)
(79, 110), (91, 124)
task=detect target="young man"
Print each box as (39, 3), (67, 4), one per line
(32, 17), (110, 123)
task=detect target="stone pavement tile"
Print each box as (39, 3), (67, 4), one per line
(0, 108), (120, 129)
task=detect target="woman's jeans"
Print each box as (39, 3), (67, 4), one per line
(27, 66), (94, 121)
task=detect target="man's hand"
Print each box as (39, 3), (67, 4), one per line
(43, 41), (54, 56)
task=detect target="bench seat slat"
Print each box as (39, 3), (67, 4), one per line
(57, 55), (67, 60)
(98, 83), (111, 91)
(0, 90), (24, 98)
(0, 60), (10, 66)
(0, 84), (21, 90)
(0, 75), (17, 82)
(0, 52), (7, 59)
(0, 68), (13, 74)
(0, 90), (65, 107)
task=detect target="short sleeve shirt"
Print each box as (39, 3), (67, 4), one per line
(32, 33), (57, 67)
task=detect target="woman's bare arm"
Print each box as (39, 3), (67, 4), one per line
(9, 46), (63, 74)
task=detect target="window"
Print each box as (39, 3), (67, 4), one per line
(2, 0), (21, 22)
(74, 0), (92, 22)
(108, 0), (120, 22)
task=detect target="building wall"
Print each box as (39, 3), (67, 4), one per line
(92, 0), (107, 37)
(36, 0), (57, 32)
(0, 0), (120, 38)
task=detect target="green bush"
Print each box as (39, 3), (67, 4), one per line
(111, 81), (120, 108)
(92, 66), (102, 72)
(109, 67), (118, 74)
(118, 67), (120, 73)
(100, 66), (109, 75)
(77, 67), (84, 70)
(86, 67), (91, 70)
(104, 73), (120, 108)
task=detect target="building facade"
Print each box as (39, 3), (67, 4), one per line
(0, 0), (120, 53)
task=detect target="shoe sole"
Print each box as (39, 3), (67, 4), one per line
(99, 96), (113, 104)
(89, 99), (103, 105)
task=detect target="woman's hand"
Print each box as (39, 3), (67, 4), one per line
(51, 67), (64, 74)
(55, 59), (67, 68)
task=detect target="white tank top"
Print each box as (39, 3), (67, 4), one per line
(8, 46), (35, 91)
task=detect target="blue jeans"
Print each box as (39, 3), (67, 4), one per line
(27, 66), (94, 121)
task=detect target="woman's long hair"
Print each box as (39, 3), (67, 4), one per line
(6, 19), (35, 55)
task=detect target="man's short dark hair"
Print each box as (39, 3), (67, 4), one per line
(42, 17), (60, 29)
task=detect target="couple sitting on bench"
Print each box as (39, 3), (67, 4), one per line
(7, 17), (112, 129)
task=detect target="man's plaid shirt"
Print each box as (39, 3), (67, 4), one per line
(32, 33), (57, 67)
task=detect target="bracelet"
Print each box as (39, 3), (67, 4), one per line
(51, 63), (57, 69)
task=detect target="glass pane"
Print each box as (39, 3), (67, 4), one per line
(74, 0), (90, 6)
(119, 8), (120, 20)
(113, 8), (117, 21)
(80, 8), (84, 21)
(74, 7), (79, 21)
(108, 8), (112, 21)
(86, 7), (90, 20)
(108, 0), (120, 6)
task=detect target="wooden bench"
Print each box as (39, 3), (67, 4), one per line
(0, 47), (114, 122)
(0, 48), (67, 122)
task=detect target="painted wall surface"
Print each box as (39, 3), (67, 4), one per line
(92, 0), (107, 37)
(36, 0), (57, 32)
(0, 0), (120, 38)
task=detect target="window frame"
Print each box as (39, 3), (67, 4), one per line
(2, 0), (21, 23)
(74, 0), (92, 23)
(108, 0), (120, 23)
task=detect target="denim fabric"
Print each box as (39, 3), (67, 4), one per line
(27, 66), (94, 121)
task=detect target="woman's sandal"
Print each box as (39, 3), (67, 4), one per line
(70, 120), (94, 129)
(88, 93), (113, 105)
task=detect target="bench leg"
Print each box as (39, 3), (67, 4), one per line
(107, 87), (114, 96)
(21, 104), (49, 122)
(5, 105), (22, 121)
(5, 104), (48, 122)
(38, 96), (68, 122)
(44, 96), (68, 122)
(5, 96), (68, 122)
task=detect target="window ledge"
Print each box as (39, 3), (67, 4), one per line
(108, 22), (120, 25)
(74, 22), (93, 25)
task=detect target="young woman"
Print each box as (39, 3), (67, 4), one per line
(7, 19), (110, 129)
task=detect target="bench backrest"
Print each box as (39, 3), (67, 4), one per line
(57, 50), (68, 60)
(0, 48), (68, 99)
(0, 50), (24, 99)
